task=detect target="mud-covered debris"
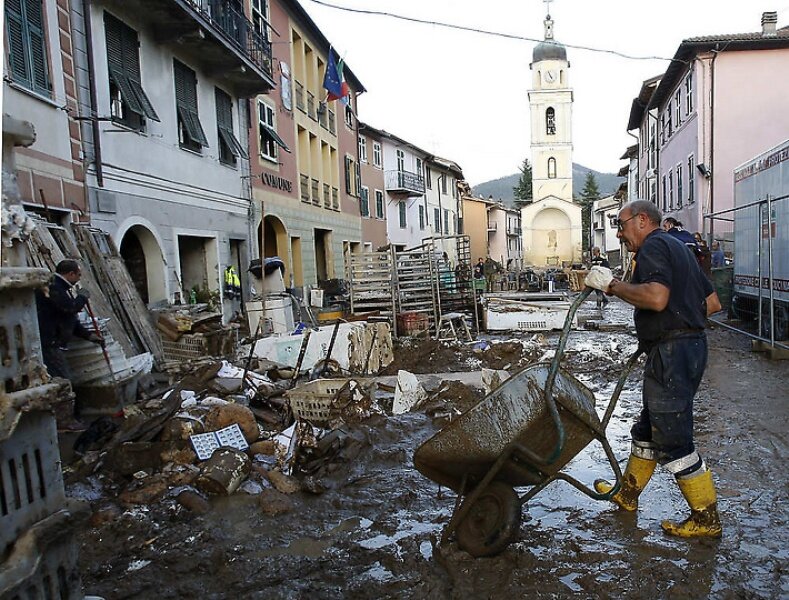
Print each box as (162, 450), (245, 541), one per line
(196, 448), (250, 495)
(249, 440), (277, 456)
(481, 368), (510, 394)
(393, 370), (428, 414)
(176, 489), (210, 514)
(204, 403), (259, 444)
(258, 488), (293, 515)
(119, 474), (170, 505)
(265, 469), (301, 494)
(88, 505), (122, 527)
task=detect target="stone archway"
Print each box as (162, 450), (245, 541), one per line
(261, 214), (290, 283)
(119, 224), (166, 304)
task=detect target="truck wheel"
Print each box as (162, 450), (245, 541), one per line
(456, 481), (521, 557)
(760, 305), (789, 341)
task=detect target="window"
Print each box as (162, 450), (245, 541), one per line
(104, 13), (158, 130)
(398, 201), (406, 228)
(434, 208), (441, 233)
(280, 61), (292, 111)
(5, 0), (50, 96)
(360, 186), (369, 217)
(344, 156), (353, 194)
(373, 141), (382, 167)
(451, 177), (457, 199)
(547, 157), (557, 179)
(215, 88), (246, 166)
(426, 167), (432, 190)
(546, 107), (556, 135)
(667, 102), (673, 137)
(444, 209), (450, 234)
(674, 90), (682, 127)
(174, 60), (208, 152)
(676, 164), (683, 208)
(416, 158), (423, 181)
(659, 113), (666, 145)
(441, 173), (447, 194)
(661, 175), (667, 211)
(685, 73), (693, 115)
(668, 170), (674, 209)
(396, 149), (405, 172)
(419, 205), (425, 230)
(344, 103), (354, 128)
(688, 155), (695, 204)
(251, 0), (269, 42)
(258, 100), (287, 161)
(359, 136), (367, 163)
(375, 190), (384, 218)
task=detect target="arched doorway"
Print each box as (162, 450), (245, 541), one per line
(119, 225), (166, 304)
(532, 208), (572, 265)
(260, 215), (291, 283)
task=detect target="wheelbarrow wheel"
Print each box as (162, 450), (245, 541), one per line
(456, 481), (521, 557)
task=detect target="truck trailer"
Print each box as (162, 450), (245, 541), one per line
(730, 139), (789, 341)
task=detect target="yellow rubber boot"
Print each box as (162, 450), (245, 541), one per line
(595, 454), (657, 511)
(662, 469), (722, 538)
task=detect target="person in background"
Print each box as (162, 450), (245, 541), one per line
(473, 257), (485, 280)
(585, 200), (723, 539)
(35, 259), (103, 381)
(711, 241), (725, 268)
(694, 233), (712, 277)
(662, 217), (699, 256)
(589, 247), (610, 308)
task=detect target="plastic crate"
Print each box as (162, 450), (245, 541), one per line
(397, 311), (429, 336)
(0, 509), (84, 599)
(0, 268), (51, 395)
(0, 406), (66, 558)
(286, 379), (358, 425)
(161, 333), (208, 362)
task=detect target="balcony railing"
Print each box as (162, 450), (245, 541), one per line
(323, 183), (331, 208)
(307, 92), (316, 121)
(332, 187), (339, 210)
(311, 178), (320, 205)
(181, 0), (273, 90)
(300, 174), (310, 202)
(385, 170), (425, 195)
(328, 110), (336, 134)
(295, 81), (305, 113)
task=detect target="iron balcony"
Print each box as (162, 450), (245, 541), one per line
(385, 170), (425, 195)
(139, 0), (275, 96)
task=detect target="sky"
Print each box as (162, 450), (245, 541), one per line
(300, 0), (789, 187)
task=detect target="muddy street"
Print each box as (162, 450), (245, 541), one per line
(72, 300), (788, 599)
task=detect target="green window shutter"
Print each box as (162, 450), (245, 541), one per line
(174, 60), (208, 146)
(104, 12), (158, 121)
(5, 0), (29, 85)
(25, 0), (49, 94)
(215, 88), (247, 159)
(345, 157), (352, 194)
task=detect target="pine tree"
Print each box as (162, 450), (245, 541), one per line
(579, 172), (600, 256)
(513, 158), (533, 207)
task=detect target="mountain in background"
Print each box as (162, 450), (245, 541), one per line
(472, 164), (624, 206)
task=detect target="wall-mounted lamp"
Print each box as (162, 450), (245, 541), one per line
(696, 163), (712, 178)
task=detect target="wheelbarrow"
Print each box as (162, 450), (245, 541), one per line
(413, 288), (642, 557)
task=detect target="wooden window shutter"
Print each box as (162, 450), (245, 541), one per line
(25, 0), (49, 93)
(215, 88), (247, 158)
(345, 156), (352, 194)
(174, 60), (208, 146)
(5, 0), (30, 85)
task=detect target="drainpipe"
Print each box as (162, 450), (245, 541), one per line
(81, 0), (104, 187)
(708, 46), (720, 241)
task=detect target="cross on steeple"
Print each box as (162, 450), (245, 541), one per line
(543, 0), (555, 40)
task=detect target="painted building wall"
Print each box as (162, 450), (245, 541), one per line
(487, 205), (508, 265)
(462, 198), (489, 263)
(359, 131), (387, 250)
(5, 0), (86, 222)
(521, 198), (582, 265)
(72, 1), (258, 314)
(383, 139), (428, 249)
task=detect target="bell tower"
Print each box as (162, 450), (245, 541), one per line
(529, 2), (573, 203)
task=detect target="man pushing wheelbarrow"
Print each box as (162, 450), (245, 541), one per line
(414, 200), (722, 557)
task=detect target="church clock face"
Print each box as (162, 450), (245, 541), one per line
(544, 69), (557, 83)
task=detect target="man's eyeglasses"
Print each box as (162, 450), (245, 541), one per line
(613, 214), (638, 231)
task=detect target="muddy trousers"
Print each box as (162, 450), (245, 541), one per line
(631, 333), (707, 476)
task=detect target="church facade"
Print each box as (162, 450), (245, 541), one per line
(521, 10), (583, 266)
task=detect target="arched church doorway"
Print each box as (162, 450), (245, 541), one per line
(119, 225), (166, 304)
(532, 208), (572, 265)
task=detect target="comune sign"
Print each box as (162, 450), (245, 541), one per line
(261, 173), (292, 193)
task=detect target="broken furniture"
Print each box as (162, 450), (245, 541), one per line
(435, 312), (473, 342)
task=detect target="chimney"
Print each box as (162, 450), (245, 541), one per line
(762, 11), (778, 37)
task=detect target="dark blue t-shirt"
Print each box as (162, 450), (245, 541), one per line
(631, 229), (714, 343)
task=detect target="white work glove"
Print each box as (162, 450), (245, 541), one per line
(585, 266), (614, 292)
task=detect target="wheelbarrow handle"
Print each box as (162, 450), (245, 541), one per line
(538, 287), (594, 465)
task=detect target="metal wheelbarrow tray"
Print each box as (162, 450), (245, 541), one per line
(414, 289), (641, 557)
